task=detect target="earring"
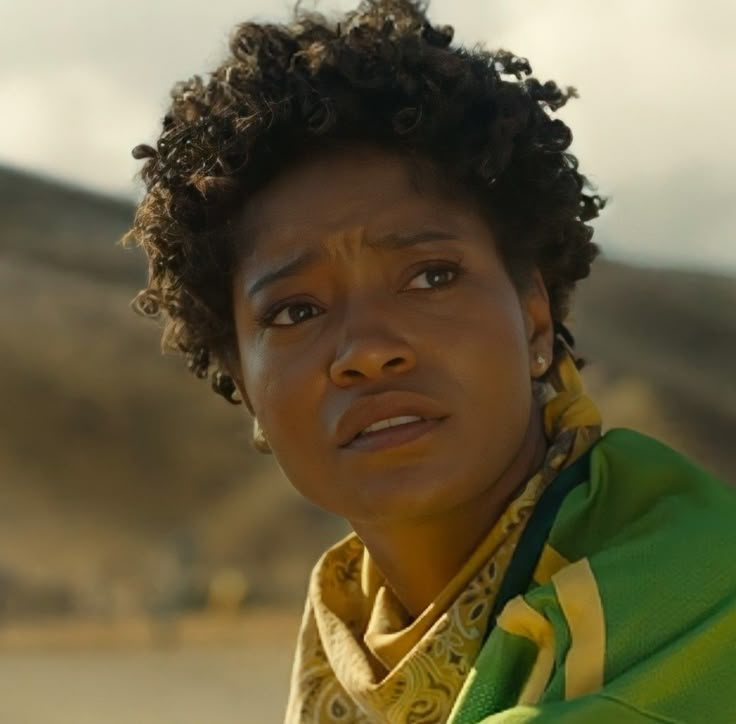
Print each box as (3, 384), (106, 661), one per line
(252, 417), (272, 454)
(534, 353), (548, 376)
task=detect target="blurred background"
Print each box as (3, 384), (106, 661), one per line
(1, 0), (734, 721)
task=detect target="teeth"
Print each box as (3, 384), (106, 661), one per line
(360, 415), (424, 435)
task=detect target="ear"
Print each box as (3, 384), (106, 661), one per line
(521, 268), (554, 378)
(221, 346), (255, 416)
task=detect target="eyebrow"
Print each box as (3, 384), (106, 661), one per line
(245, 229), (459, 299)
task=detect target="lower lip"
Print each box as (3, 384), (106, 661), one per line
(344, 418), (445, 452)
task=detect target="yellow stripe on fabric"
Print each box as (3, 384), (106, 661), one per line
(496, 595), (555, 706)
(551, 558), (606, 699)
(532, 544), (570, 585)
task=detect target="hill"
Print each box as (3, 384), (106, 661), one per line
(1, 166), (143, 285)
(1, 165), (733, 617)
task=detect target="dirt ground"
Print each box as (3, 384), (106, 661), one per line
(0, 611), (300, 724)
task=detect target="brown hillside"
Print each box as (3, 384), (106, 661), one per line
(1, 166), (733, 618)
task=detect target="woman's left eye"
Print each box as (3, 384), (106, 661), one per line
(406, 264), (461, 290)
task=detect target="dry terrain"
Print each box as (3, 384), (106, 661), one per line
(0, 165), (734, 721)
(1, 164), (734, 617)
(0, 611), (300, 723)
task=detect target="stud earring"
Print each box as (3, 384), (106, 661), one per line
(252, 417), (272, 454)
(535, 353), (546, 366)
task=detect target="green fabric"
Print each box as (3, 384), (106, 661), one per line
(487, 447), (593, 634)
(449, 428), (736, 724)
(476, 695), (680, 723)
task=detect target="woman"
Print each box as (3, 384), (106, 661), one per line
(124, 1), (736, 721)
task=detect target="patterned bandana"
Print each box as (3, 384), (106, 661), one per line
(285, 349), (602, 723)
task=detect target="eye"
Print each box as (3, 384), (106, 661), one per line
(406, 263), (462, 290)
(261, 302), (322, 327)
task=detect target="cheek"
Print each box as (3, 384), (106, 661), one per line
(449, 284), (529, 372)
(240, 337), (327, 469)
(449, 290), (532, 428)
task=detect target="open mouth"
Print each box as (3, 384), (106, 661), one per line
(346, 416), (445, 452)
(355, 414), (425, 437)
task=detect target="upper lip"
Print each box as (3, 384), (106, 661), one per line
(336, 391), (448, 447)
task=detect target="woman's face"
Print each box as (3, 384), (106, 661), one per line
(231, 145), (552, 524)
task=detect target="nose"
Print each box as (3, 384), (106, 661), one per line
(329, 304), (417, 387)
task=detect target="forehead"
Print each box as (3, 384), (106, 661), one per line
(238, 145), (481, 255)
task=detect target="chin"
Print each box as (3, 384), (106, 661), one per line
(342, 462), (484, 524)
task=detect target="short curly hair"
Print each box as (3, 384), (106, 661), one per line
(124, 0), (604, 404)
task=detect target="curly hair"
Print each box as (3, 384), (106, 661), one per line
(124, 0), (605, 404)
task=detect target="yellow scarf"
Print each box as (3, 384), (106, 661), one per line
(285, 350), (602, 723)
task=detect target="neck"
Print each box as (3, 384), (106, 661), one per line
(351, 405), (548, 618)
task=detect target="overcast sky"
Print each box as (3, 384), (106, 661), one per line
(2, 0), (735, 272)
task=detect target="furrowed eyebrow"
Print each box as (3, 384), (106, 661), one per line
(246, 230), (458, 299)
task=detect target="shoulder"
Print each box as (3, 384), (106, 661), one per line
(534, 428), (736, 717)
(550, 427), (736, 561)
(454, 430), (736, 721)
(591, 427), (731, 492)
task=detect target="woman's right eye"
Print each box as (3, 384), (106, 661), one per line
(265, 302), (321, 327)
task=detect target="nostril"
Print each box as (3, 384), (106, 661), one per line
(329, 341), (416, 385)
(384, 356), (407, 369)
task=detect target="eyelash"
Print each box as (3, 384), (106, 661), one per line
(255, 261), (466, 329)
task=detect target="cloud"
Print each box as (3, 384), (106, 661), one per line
(0, 66), (161, 195)
(1, 0), (734, 270)
(597, 162), (736, 270)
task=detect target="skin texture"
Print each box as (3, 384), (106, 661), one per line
(230, 145), (554, 615)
